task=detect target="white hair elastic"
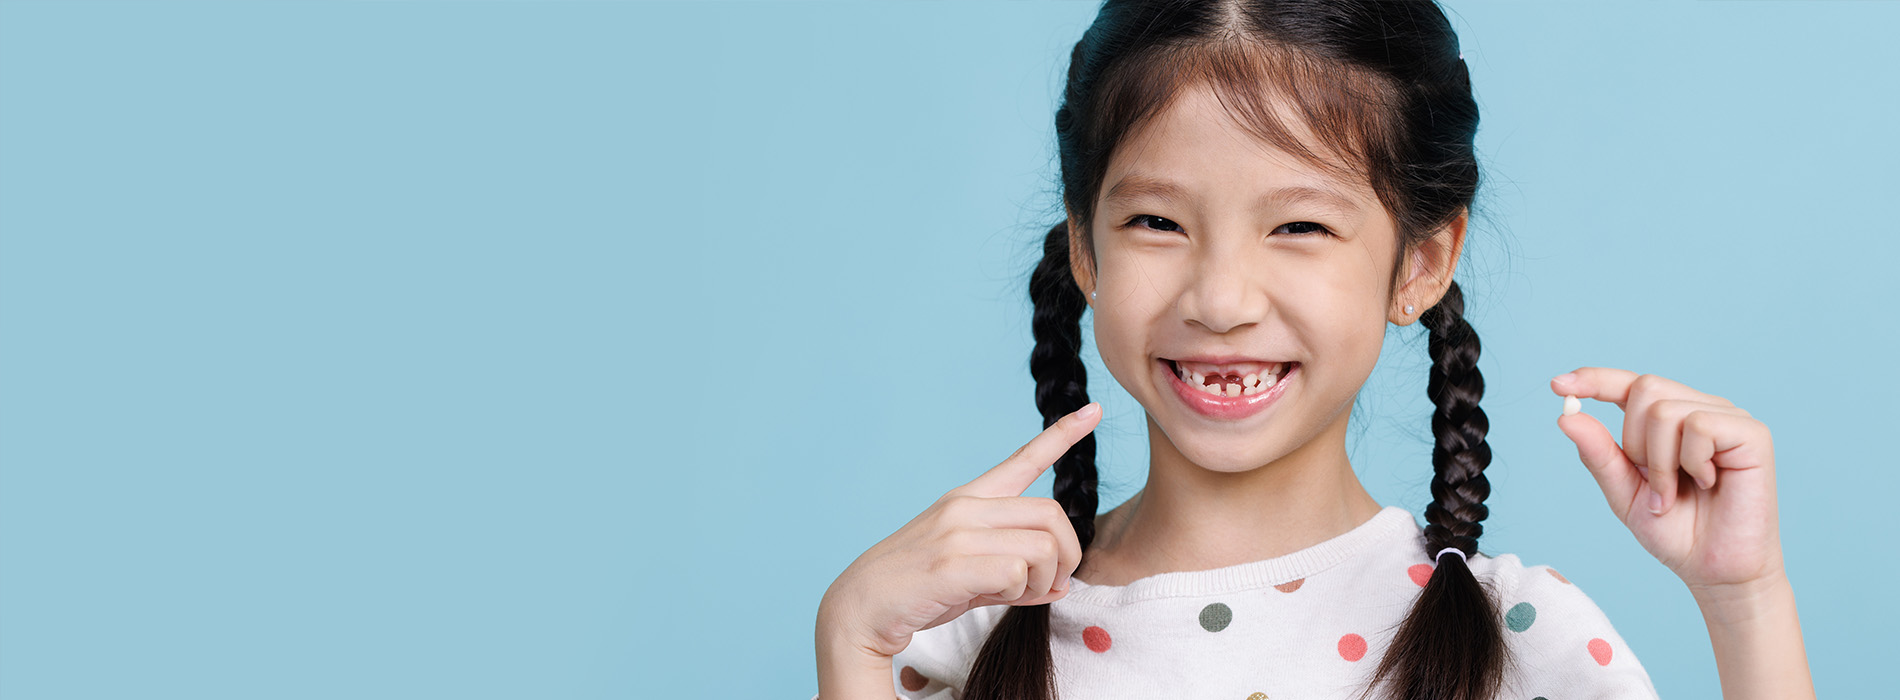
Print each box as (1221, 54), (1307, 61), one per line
(1436, 547), (1468, 564)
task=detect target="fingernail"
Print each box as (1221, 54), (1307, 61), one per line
(1077, 402), (1100, 419)
(1695, 475), (1710, 490)
(1056, 575), (1071, 591)
(1647, 487), (1664, 515)
(1553, 371), (1577, 386)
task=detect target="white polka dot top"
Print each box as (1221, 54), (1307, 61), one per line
(815, 505), (1660, 700)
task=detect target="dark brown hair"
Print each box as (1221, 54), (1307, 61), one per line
(966, 1), (1506, 699)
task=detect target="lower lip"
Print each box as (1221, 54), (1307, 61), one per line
(1160, 358), (1298, 421)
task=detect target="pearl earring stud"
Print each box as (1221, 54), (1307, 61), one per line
(1405, 305), (1414, 314)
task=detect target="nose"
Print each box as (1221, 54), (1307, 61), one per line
(1177, 241), (1269, 334)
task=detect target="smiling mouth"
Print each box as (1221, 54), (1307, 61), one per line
(1162, 358), (1298, 397)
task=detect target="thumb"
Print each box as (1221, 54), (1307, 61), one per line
(1557, 411), (1643, 520)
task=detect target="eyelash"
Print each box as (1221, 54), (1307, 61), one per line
(1122, 214), (1332, 237)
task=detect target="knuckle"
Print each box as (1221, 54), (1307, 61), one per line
(941, 528), (977, 555)
(939, 494), (974, 519)
(1036, 529), (1061, 559)
(1040, 498), (1070, 522)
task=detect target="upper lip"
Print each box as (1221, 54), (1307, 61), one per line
(1163, 354), (1295, 365)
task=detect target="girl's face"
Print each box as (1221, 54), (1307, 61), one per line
(1071, 82), (1462, 474)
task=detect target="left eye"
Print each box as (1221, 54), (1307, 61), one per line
(1126, 214), (1184, 232)
(1277, 221), (1331, 236)
(1123, 215), (1331, 236)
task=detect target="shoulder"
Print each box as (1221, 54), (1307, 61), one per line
(1468, 552), (1662, 699)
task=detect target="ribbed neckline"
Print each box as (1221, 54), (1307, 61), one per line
(1060, 505), (1417, 606)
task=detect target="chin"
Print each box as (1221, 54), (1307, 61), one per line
(1155, 421), (1291, 473)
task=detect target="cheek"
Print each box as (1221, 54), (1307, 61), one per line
(1091, 311), (1129, 367)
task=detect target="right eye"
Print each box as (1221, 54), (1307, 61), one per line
(1124, 214), (1183, 233)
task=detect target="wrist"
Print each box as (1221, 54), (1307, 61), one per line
(816, 625), (895, 700)
(1689, 571), (1795, 627)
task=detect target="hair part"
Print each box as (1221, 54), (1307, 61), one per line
(970, 1), (1506, 699)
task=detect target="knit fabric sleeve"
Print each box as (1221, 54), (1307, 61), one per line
(1488, 556), (1661, 699)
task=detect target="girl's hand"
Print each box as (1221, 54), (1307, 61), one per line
(1549, 368), (1785, 594)
(815, 403), (1099, 660)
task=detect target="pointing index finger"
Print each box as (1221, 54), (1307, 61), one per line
(1551, 367), (1639, 409)
(959, 402), (1102, 499)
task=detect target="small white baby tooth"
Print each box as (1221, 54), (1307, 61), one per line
(1224, 383), (1241, 397)
(1562, 395), (1581, 416)
(1244, 373), (1260, 388)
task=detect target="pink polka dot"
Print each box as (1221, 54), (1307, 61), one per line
(1338, 633), (1367, 661)
(1083, 625), (1112, 653)
(1588, 638), (1613, 666)
(1408, 563), (1434, 587)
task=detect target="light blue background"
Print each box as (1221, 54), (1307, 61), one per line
(1, 1), (1892, 697)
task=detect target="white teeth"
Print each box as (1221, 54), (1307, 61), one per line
(1175, 360), (1292, 397)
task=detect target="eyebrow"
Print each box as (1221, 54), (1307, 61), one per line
(1102, 174), (1363, 217)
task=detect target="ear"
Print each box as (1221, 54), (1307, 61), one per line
(1390, 208), (1468, 326)
(1067, 213), (1097, 307)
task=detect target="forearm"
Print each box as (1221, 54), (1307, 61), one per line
(1690, 573), (1815, 700)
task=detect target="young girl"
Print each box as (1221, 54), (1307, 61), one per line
(815, 1), (1815, 698)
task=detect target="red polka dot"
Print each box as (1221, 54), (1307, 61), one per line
(1548, 568), (1571, 584)
(1587, 638), (1613, 666)
(1083, 625), (1113, 653)
(1274, 577), (1305, 593)
(899, 665), (929, 691)
(1338, 633), (1368, 661)
(1408, 563), (1434, 587)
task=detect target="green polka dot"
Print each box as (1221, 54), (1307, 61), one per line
(1505, 602), (1537, 632)
(1198, 602), (1233, 632)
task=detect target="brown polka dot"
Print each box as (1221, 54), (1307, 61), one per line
(1547, 567), (1570, 584)
(1273, 578), (1305, 593)
(899, 665), (929, 691)
(1246, 693), (1270, 700)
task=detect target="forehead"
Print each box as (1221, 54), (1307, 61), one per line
(1099, 83), (1377, 219)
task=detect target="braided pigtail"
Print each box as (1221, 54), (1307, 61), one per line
(1356, 280), (1512, 700)
(960, 220), (1098, 700)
